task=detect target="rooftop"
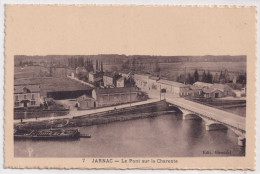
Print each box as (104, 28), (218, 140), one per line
(95, 87), (138, 95)
(188, 85), (202, 90)
(103, 72), (115, 78)
(193, 82), (213, 88)
(77, 94), (94, 101)
(149, 76), (160, 80)
(157, 79), (188, 88)
(14, 84), (40, 94)
(14, 77), (93, 96)
(202, 88), (222, 93)
(117, 77), (125, 81)
(118, 70), (132, 74)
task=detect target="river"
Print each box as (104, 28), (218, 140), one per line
(14, 113), (245, 157)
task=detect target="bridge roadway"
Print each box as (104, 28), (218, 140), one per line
(146, 91), (246, 132)
(167, 97), (246, 132)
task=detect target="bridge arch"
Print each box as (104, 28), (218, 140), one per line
(178, 108), (202, 120)
(205, 122), (228, 131)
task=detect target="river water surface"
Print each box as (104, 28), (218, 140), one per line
(14, 113), (245, 157)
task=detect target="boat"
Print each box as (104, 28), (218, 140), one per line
(79, 134), (91, 138)
(14, 128), (90, 140)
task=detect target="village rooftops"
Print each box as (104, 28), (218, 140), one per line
(93, 77), (103, 82)
(157, 79), (188, 88)
(211, 83), (235, 92)
(188, 85), (202, 90)
(14, 84), (40, 94)
(201, 83), (234, 94)
(95, 87), (138, 95)
(76, 67), (87, 72)
(149, 76), (160, 81)
(133, 73), (151, 79)
(89, 71), (104, 77)
(117, 77), (125, 82)
(77, 94), (94, 102)
(118, 70), (132, 74)
(202, 87), (221, 94)
(103, 72), (115, 78)
(193, 82), (213, 88)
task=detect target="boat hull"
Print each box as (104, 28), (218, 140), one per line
(14, 129), (81, 140)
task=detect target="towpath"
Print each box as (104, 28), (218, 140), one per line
(14, 97), (160, 124)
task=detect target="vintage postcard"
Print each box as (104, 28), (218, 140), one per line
(4, 5), (256, 169)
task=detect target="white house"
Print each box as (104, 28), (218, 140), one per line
(157, 79), (190, 97)
(14, 84), (41, 108)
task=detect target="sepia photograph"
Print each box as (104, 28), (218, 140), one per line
(13, 55), (246, 157)
(4, 5), (256, 169)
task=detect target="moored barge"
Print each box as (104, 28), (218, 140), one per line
(14, 128), (90, 140)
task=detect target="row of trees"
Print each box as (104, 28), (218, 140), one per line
(121, 58), (160, 73)
(18, 60), (36, 66)
(68, 57), (105, 73)
(176, 69), (246, 85)
(95, 59), (104, 72)
(68, 57), (88, 69)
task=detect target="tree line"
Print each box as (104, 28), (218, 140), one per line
(121, 58), (160, 73)
(176, 69), (246, 85)
(67, 57), (104, 72)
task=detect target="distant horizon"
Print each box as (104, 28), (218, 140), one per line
(14, 54), (247, 63)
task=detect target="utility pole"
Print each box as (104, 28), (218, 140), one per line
(130, 87), (131, 106)
(160, 85), (161, 101)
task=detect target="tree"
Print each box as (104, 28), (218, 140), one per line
(237, 73), (246, 84)
(19, 61), (23, 67)
(177, 74), (185, 83)
(154, 59), (160, 72)
(219, 71), (224, 81)
(206, 71), (213, 83)
(193, 69), (199, 82)
(125, 76), (136, 87)
(131, 58), (136, 71)
(201, 71), (207, 82)
(224, 69), (230, 83)
(96, 59), (98, 71)
(121, 60), (130, 70)
(213, 73), (219, 83)
(86, 59), (94, 72)
(101, 61), (104, 72)
(186, 73), (194, 84)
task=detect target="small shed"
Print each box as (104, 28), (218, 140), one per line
(76, 94), (96, 109)
(202, 88), (224, 99)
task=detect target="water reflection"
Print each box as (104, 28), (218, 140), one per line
(14, 114), (245, 157)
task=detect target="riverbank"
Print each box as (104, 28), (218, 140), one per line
(14, 100), (171, 130)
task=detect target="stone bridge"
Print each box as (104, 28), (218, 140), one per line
(167, 98), (246, 146)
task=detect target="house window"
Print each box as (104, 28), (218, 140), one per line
(15, 102), (19, 107)
(31, 101), (36, 105)
(15, 95), (19, 101)
(32, 94), (35, 100)
(24, 95), (27, 99)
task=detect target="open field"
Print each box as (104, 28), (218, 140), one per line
(14, 66), (50, 79)
(103, 61), (246, 81)
(158, 61), (246, 80)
